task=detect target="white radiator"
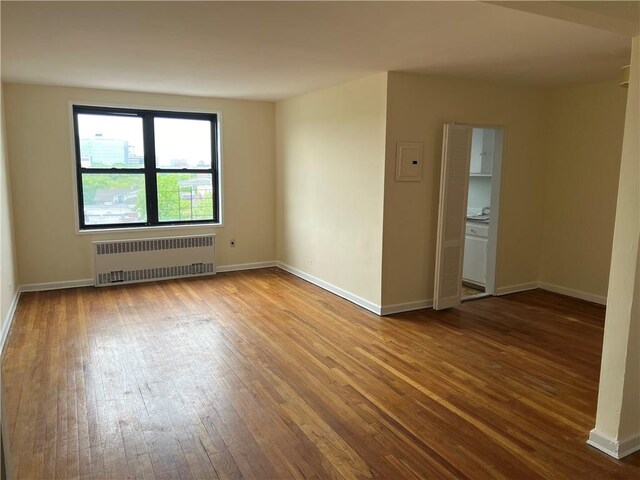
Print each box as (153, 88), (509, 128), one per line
(93, 234), (216, 286)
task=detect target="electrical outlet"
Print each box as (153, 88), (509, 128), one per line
(230, 239), (236, 247)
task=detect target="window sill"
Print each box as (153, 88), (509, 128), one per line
(76, 222), (222, 235)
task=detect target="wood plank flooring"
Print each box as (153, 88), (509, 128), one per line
(2, 267), (639, 479)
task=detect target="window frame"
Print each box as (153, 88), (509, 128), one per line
(72, 105), (220, 230)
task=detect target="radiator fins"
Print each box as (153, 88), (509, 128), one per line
(96, 263), (215, 286)
(96, 235), (213, 255)
(93, 234), (216, 287)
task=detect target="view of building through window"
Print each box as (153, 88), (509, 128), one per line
(78, 114), (144, 168)
(75, 108), (217, 227)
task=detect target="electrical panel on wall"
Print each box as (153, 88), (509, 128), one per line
(395, 141), (424, 181)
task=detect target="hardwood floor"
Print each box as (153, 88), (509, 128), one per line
(2, 267), (638, 479)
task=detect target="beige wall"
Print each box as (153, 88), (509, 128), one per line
(540, 81), (627, 300)
(0, 88), (18, 334)
(276, 73), (388, 306)
(3, 83), (276, 285)
(1, 75), (627, 310)
(382, 72), (548, 306)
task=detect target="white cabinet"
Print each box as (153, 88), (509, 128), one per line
(469, 128), (494, 176)
(463, 223), (488, 286)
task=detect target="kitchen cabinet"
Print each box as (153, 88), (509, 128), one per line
(469, 128), (494, 176)
(463, 223), (488, 286)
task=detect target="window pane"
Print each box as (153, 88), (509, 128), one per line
(82, 174), (147, 225)
(78, 114), (144, 168)
(157, 173), (214, 222)
(154, 118), (212, 169)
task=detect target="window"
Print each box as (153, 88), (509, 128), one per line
(72, 105), (220, 230)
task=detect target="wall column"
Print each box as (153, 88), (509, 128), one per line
(588, 35), (640, 459)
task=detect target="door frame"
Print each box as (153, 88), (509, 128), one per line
(454, 123), (505, 297)
(484, 127), (504, 296)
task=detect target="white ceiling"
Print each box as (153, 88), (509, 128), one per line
(1, 1), (637, 101)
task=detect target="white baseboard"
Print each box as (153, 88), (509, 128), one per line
(20, 279), (94, 292)
(275, 263), (433, 315)
(496, 281), (607, 305)
(382, 281), (605, 314)
(19, 262), (279, 292)
(275, 262), (382, 314)
(588, 429), (640, 459)
(495, 282), (539, 296)
(20, 263), (279, 291)
(618, 434), (640, 459)
(216, 261), (276, 273)
(538, 282), (606, 306)
(1, 289), (21, 357)
(380, 299), (433, 315)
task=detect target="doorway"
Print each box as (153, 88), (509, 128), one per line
(462, 127), (503, 300)
(433, 124), (503, 310)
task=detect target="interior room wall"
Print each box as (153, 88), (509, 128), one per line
(3, 83), (276, 286)
(276, 73), (388, 308)
(382, 72), (548, 307)
(0, 87), (18, 339)
(539, 80), (627, 302)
